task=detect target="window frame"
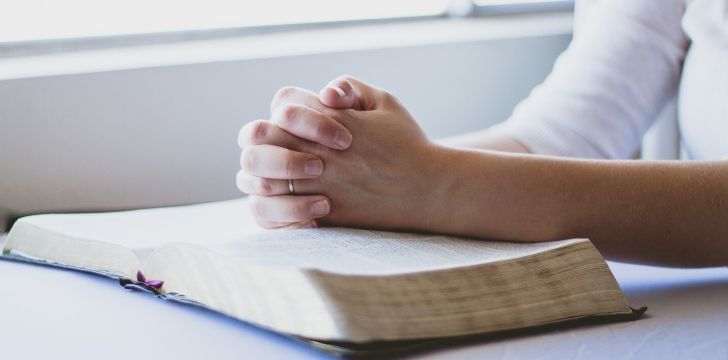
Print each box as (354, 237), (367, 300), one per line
(471, 0), (574, 14)
(0, 0), (573, 58)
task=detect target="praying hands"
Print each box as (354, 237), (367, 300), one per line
(237, 76), (441, 232)
(237, 76), (728, 267)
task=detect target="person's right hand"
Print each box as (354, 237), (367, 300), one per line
(236, 77), (361, 229)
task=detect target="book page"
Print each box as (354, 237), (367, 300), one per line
(207, 228), (583, 275)
(9, 198), (264, 251)
(6, 198), (583, 276)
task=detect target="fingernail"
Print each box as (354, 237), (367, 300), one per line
(310, 200), (330, 217)
(304, 159), (323, 176)
(330, 86), (346, 97)
(333, 130), (352, 149)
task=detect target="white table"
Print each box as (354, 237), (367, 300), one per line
(1, 254), (727, 359)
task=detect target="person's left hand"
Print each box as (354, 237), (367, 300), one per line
(238, 76), (445, 231)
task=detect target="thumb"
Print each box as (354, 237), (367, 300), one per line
(318, 75), (381, 111)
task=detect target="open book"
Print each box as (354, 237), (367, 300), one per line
(1, 199), (641, 354)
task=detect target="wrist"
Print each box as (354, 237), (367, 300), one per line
(420, 147), (582, 242)
(415, 143), (469, 234)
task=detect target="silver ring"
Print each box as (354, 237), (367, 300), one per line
(288, 179), (295, 195)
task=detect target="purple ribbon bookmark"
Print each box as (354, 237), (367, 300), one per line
(137, 271), (164, 289)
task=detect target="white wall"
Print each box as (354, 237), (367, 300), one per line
(0, 20), (571, 228)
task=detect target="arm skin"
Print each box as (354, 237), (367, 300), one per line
(436, 126), (728, 267)
(421, 146), (728, 268)
(439, 128), (531, 154)
(395, 102), (718, 266)
(380, 94), (728, 267)
(434, 119), (728, 267)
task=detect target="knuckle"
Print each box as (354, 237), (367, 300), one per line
(380, 90), (395, 101)
(248, 120), (269, 144)
(272, 86), (297, 108)
(239, 120), (268, 147)
(277, 104), (299, 125)
(381, 90), (402, 107)
(257, 178), (273, 195)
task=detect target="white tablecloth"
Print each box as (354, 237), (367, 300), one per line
(1, 245), (727, 359)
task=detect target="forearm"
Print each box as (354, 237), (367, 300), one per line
(425, 146), (728, 267)
(439, 128), (531, 154)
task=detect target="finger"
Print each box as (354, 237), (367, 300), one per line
(255, 218), (318, 230)
(270, 86), (325, 114)
(271, 104), (352, 150)
(269, 87), (353, 150)
(240, 144), (323, 179)
(249, 195), (331, 222)
(321, 75), (386, 111)
(238, 119), (311, 151)
(236, 170), (319, 196)
(319, 78), (357, 109)
(236, 170), (291, 196)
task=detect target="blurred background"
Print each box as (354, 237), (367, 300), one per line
(0, 0), (576, 231)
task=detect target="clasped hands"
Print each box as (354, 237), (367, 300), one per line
(237, 76), (443, 231)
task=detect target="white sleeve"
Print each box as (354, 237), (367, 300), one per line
(490, 0), (689, 159)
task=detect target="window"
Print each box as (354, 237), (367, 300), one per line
(0, 0), (572, 47)
(473, 0), (574, 13)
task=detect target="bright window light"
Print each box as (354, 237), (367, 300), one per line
(0, 0), (571, 44)
(0, 0), (447, 43)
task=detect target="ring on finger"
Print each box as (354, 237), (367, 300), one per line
(288, 179), (295, 195)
